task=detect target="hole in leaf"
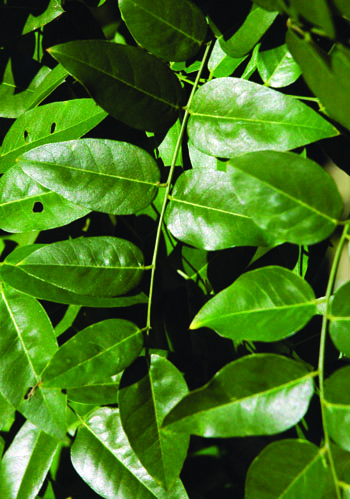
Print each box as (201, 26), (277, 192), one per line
(24, 130), (29, 141)
(33, 201), (44, 213)
(50, 122), (56, 133)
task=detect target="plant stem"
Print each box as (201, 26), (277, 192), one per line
(318, 223), (350, 498)
(145, 42), (212, 339)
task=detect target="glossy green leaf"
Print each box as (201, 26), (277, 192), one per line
(289, 0), (335, 39)
(1, 236), (144, 298)
(0, 244), (147, 307)
(324, 367), (350, 452)
(257, 43), (302, 87)
(48, 41), (184, 132)
(187, 77), (338, 158)
(0, 393), (15, 432)
(54, 305), (81, 337)
(245, 439), (326, 498)
(163, 354), (314, 437)
(0, 0), (64, 41)
(119, 355), (189, 489)
(219, 5), (278, 58)
(208, 40), (247, 78)
(227, 151), (343, 245)
(71, 407), (189, 498)
(0, 99), (107, 173)
(188, 141), (219, 169)
(118, 0), (207, 61)
(0, 165), (90, 233)
(67, 374), (121, 405)
(287, 29), (350, 130)
(157, 120), (183, 167)
(19, 139), (160, 215)
(42, 319), (143, 388)
(0, 421), (58, 499)
(191, 266), (316, 341)
(329, 281), (350, 356)
(165, 169), (272, 250)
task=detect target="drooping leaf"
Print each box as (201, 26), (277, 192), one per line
(0, 0), (64, 41)
(187, 77), (338, 158)
(0, 165), (90, 233)
(324, 366), (350, 452)
(165, 169), (272, 250)
(257, 43), (302, 87)
(219, 5), (278, 58)
(119, 355), (190, 489)
(67, 374), (121, 405)
(118, 0), (207, 61)
(71, 407), (189, 498)
(227, 151), (343, 245)
(48, 41), (184, 132)
(0, 236), (145, 298)
(329, 281), (350, 356)
(191, 266), (316, 342)
(287, 29), (350, 130)
(245, 439), (326, 498)
(0, 99), (108, 173)
(0, 421), (58, 499)
(163, 354), (314, 437)
(42, 319), (143, 388)
(19, 139), (160, 215)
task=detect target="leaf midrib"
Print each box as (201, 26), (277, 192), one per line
(168, 196), (250, 218)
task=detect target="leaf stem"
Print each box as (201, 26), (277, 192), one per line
(145, 42), (212, 340)
(318, 223), (350, 498)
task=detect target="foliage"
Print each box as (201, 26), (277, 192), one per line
(1, 0), (350, 497)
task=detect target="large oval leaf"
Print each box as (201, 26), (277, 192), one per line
(48, 41), (184, 132)
(119, 355), (189, 490)
(0, 165), (90, 233)
(1, 237), (144, 298)
(187, 77), (338, 158)
(165, 169), (272, 250)
(42, 319), (143, 388)
(119, 0), (207, 61)
(191, 266), (316, 342)
(19, 139), (160, 215)
(162, 354), (314, 437)
(0, 99), (107, 173)
(330, 282), (350, 356)
(245, 439), (326, 498)
(71, 407), (189, 498)
(324, 366), (350, 452)
(227, 151), (342, 245)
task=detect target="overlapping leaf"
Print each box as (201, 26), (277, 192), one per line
(257, 43), (302, 87)
(67, 374), (121, 405)
(19, 139), (160, 215)
(42, 319), (143, 388)
(227, 151), (343, 245)
(71, 407), (189, 498)
(329, 281), (350, 356)
(191, 266), (316, 342)
(119, 355), (189, 489)
(324, 366), (350, 452)
(288, 0), (335, 39)
(0, 421), (58, 499)
(119, 0), (207, 61)
(208, 40), (247, 78)
(48, 41), (184, 132)
(165, 169), (272, 250)
(245, 439), (326, 498)
(163, 354), (314, 437)
(187, 77), (338, 158)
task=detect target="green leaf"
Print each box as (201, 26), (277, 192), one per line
(324, 366), (350, 452)
(119, 355), (190, 490)
(333, 0), (350, 18)
(42, 319), (143, 388)
(165, 169), (272, 250)
(19, 139), (160, 215)
(257, 43), (302, 87)
(188, 141), (219, 170)
(187, 77), (338, 158)
(0, 393), (15, 432)
(219, 5), (278, 58)
(0, 99), (108, 173)
(288, 0), (335, 39)
(48, 41), (184, 132)
(0, 421), (58, 499)
(163, 354), (314, 437)
(1, 236), (145, 298)
(252, 0), (281, 11)
(287, 29), (350, 130)
(245, 439), (326, 498)
(157, 120), (183, 167)
(227, 151), (343, 245)
(329, 281), (350, 356)
(54, 305), (81, 337)
(67, 374), (121, 405)
(191, 266), (316, 342)
(71, 407), (189, 498)
(208, 40), (247, 78)
(118, 0), (207, 61)
(0, 165), (90, 233)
